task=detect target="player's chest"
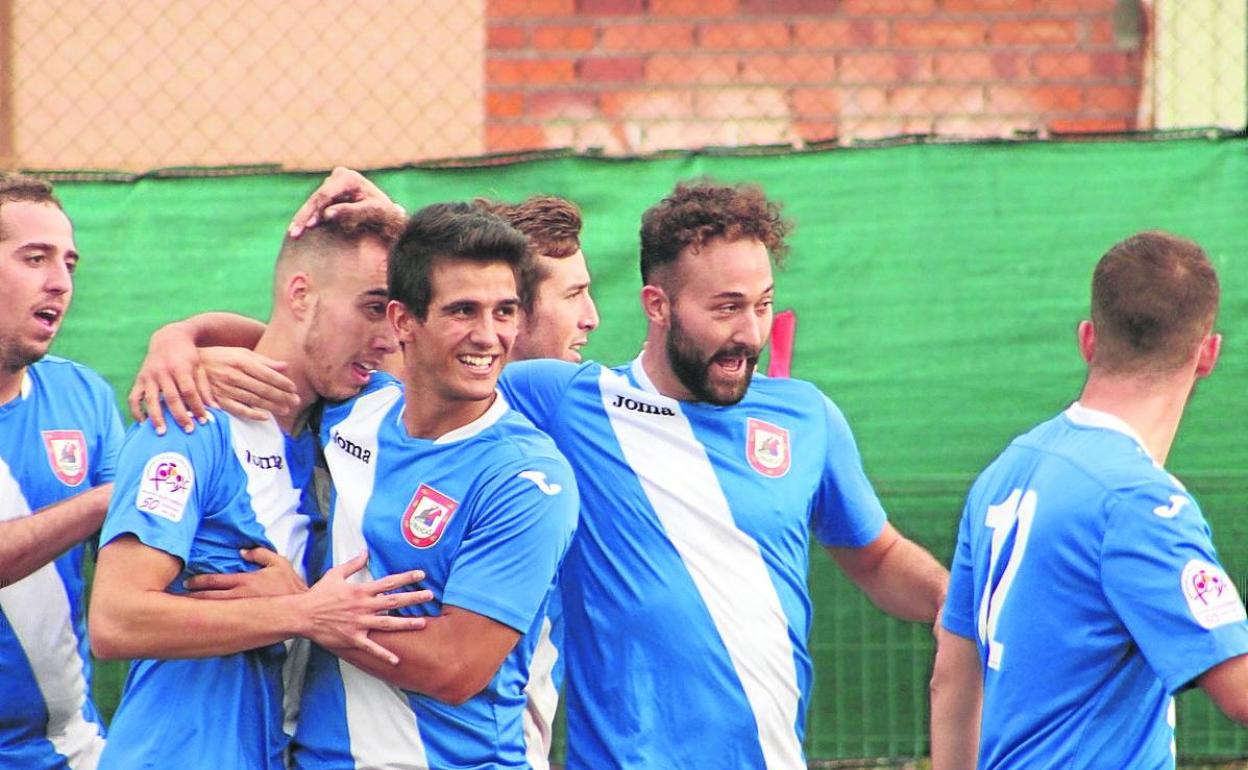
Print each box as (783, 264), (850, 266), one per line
(0, 409), (95, 506)
(359, 469), (476, 576)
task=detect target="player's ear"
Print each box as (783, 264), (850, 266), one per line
(1195, 332), (1221, 378)
(1076, 320), (1095, 365)
(388, 299), (418, 344)
(286, 272), (314, 321)
(640, 283), (670, 326)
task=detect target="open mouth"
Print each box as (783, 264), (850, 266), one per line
(350, 362), (376, 384)
(33, 307), (61, 331)
(458, 353), (496, 374)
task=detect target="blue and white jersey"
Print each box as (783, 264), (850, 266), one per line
(497, 356), (888, 770)
(293, 373), (578, 770)
(97, 408), (318, 770)
(943, 403), (1248, 770)
(0, 357), (121, 770)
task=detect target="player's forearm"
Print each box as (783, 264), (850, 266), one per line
(0, 485), (111, 586)
(176, 312), (266, 349)
(335, 611), (515, 705)
(929, 628), (982, 770)
(842, 536), (948, 622)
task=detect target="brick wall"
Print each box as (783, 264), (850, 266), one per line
(485, 0), (1145, 155)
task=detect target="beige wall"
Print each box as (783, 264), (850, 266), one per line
(9, 0), (484, 171)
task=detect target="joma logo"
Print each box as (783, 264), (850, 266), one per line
(331, 431), (372, 463)
(612, 394), (675, 416)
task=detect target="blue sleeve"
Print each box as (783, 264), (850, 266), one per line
(942, 501), (978, 640)
(497, 360), (580, 433)
(90, 396), (123, 487)
(1102, 483), (1248, 693)
(99, 411), (224, 565)
(442, 455), (580, 633)
(810, 395), (887, 548)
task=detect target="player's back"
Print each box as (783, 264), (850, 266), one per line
(951, 405), (1246, 769)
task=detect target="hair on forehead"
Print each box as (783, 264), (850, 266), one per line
(388, 201), (532, 320)
(639, 179), (791, 287)
(0, 173), (64, 240)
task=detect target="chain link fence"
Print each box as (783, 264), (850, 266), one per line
(2, 0), (1244, 172)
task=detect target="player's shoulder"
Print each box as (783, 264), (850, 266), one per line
(1019, 408), (1172, 494)
(323, 371), (403, 427)
(484, 407), (569, 467)
(742, 374), (827, 408)
(503, 357), (597, 387)
(30, 355), (113, 395)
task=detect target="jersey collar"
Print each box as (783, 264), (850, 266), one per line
(1064, 402), (1154, 462)
(629, 353), (660, 395)
(431, 389), (509, 445)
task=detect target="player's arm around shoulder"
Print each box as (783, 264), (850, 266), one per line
(336, 451), (579, 704)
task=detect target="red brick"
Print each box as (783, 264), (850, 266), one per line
(600, 22), (696, 50)
(791, 87), (840, 117)
(651, 0), (738, 16)
(794, 19), (885, 48)
(528, 90), (600, 119)
(742, 53), (837, 84)
(740, 0), (839, 12)
(578, 0), (644, 13)
(486, 124), (549, 152)
(579, 56), (646, 82)
(840, 0), (937, 14)
(940, 0), (1037, 10)
(698, 21), (790, 49)
(487, 58), (578, 86)
(640, 121), (733, 152)
(645, 54), (739, 85)
(893, 21), (988, 48)
(487, 25), (528, 49)
(794, 121), (839, 143)
(486, 90), (525, 118)
(1033, 51), (1131, 80)
(1088, 17), (1115, 46)
(991, 20), (1080, 46)
(694, 87), (789, 119)
(1086, 85), (1141, 114)
(488, 0), (576, 17)
(987, 85), (1084, 113)
(838, 52), (932, 84)
(1047, 117), (1132, 134)
(891, 84), (984, 115)
(840, 86), (889, 118)
(933, 52), (1026, 81)
(601, 89), (696, 119)
(532, 25), (597, 51)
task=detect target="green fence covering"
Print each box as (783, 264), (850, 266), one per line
(53, 137), (1248, 762)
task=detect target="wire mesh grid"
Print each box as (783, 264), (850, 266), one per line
(1, 0), (1243, 172)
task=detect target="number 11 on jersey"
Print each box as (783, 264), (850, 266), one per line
(976, 488), (1038, 671)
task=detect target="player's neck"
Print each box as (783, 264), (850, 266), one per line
(253, 329), (317, 434)
(639, 334), (695, 401)
(399, 385), (496, 440)
(1077, 375), (1191, 465)
(0, 364), (26, 407)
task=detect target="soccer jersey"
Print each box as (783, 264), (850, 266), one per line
(293, 373), (578, 770)
(943, 403), (1248, 770)
(0, 357), (121, 770)
(497, 356), (888, 770)
(97, 408), (318, 770)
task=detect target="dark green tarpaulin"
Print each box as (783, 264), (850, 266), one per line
(52, 137), (1248, 761)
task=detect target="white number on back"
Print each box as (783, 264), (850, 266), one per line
(976, 488), (1037, 671)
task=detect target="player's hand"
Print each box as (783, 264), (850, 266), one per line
(184, 547), (308, 599)
(287, 166), (403, 239)
(201, 347), (299, 421)
(301, 551), (433, 666)
(128, 321), (215, 436)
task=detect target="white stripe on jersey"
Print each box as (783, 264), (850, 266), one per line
(521, 616), (557, 770)
(225, 415), (310, 579)
(323, 385), (429, 769)
(0, 460), (104, 770)
(600, 367), (804, 770)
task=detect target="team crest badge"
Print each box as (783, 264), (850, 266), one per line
(401, 484), (459, 549)
(746, 418), (790, 478)
(42, 430), (88, 487)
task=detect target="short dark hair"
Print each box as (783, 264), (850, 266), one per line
(389, 202), (531, 319)
(639, 179), (791, 286)
(0, 173), (63, 239)
(1091, 230), (1220, 375)
(275, 206), (404, 283)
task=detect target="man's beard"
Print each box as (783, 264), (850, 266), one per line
(665, 312), (759, 406)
